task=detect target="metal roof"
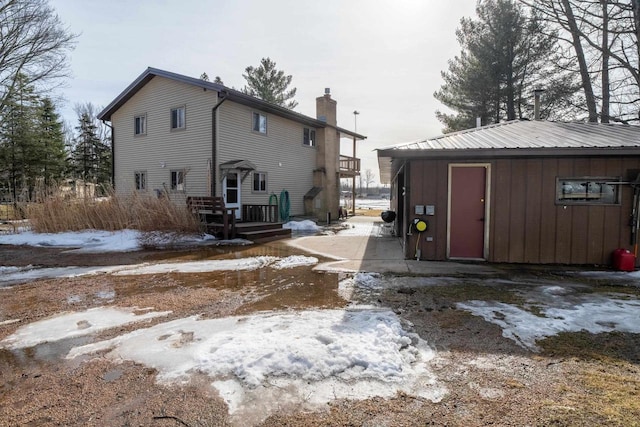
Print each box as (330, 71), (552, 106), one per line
(377, 120), (640, 183)
(97, 67), (367, 141)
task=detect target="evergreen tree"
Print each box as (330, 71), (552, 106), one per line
(242, 57), (298, 109)
(435, 0), (580, 132)
(0, 74), (40, 201)
(214, 76), (224, 85)
(37, 97), (67, 188)
(70, 112), (111, 190)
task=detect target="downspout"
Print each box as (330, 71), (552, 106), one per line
(102, 120), (114, 190)
(211, 90), (229, 197)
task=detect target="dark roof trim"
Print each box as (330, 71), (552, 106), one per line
(97, 67), (366, 140)
(377, 146), (640, 160)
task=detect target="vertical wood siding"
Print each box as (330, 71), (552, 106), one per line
(406, 156), (640, 265)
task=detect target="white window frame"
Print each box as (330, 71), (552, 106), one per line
(134, 171), (146, 191)
(170, 170), (185, 191)
(252, 171), (267, 193)
(252, 112), (267, 134)
(303, 127), (316, 147)
(171, 106), (186, 130)
(134, 114), (146, 136)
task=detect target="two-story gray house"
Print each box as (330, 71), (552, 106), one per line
(97, 67), (366, 223)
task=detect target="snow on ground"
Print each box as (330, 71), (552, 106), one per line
(0, 256), (320, 286)
(458, 289), (640, 351)
(0, 229), (227, 252)
(0, 229), (143, 252)
(66, 307), (444, 424)
(0, 265), (131, 287)
(0, 307), (171, 349)
(341, 198), (390, 211)
(336, 220), (378, 236)
(283, 220), (320, 231)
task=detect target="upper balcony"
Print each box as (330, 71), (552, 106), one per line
(339, 155), (360, 177)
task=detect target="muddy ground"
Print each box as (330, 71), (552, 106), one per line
(1, 243), (639, 427)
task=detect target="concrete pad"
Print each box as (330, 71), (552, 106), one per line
(287, 216), (500, 276)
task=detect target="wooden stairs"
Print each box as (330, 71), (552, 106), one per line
(235, 222), (291, 243)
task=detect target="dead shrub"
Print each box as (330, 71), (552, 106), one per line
(27, 190), (201, 233)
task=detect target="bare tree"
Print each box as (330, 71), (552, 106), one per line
(519, 0), (640, 123)
(364, 169), (376, 193)
(0, 0), (77, 113)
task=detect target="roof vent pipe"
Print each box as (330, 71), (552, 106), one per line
(533, 89), (545, 121)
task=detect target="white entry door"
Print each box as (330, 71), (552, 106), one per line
(222, 172), (241, 219)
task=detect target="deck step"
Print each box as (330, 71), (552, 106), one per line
(237, 227), (291, 243)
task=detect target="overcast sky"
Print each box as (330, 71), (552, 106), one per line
(50, 0), (479, 184)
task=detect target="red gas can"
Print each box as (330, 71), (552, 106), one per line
(612, 248), (636, 271)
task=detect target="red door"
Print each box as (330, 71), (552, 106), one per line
(449, 166), (487, 258)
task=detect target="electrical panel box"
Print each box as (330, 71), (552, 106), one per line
(415, 205), (425, 215)
(425, 205), (435, 215)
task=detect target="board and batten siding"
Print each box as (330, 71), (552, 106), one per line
(406, 156), (640, 265)
(217, 101), (316, 217)
(112, 76), (218, 202)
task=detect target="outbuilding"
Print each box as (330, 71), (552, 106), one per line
(377, 120), (640, 266)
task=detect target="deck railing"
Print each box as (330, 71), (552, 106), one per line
(339, 155), (360, 176)
(242, 204), (279, 222)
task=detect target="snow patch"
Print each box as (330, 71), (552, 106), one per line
(0, 307), (171, 349)
(458, 297), (640, 351)
(283, 220), (320, 231)
(67, 308), (445, 423)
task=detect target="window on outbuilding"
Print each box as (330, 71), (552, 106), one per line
(253, 172), (267, 193)
(556, 177), (620, 205)
(252, 112), (267, 134)
(303, 127), (316, 147)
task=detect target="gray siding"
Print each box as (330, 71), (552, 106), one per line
(217, 101), (317, 217)
(112, 76), (218, 202)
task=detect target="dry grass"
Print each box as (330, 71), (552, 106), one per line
(26, 192), (201, 233)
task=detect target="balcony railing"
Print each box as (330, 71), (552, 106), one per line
(339, 155), (360, 176)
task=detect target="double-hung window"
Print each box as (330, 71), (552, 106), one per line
(303, 127), (316, 147)
(171, 106), (186, 130)
(134, 114), (146, 135)
(134, 171), (146, 190)
(253, 172), (267, 193)
(171, 170), (185, 191)
(252, 112), (267, 134)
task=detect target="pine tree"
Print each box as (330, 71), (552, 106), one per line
(242, 58), (298, 109)
(435, 0), (580, 132)
(0, 74), (40, 201)
(70, 113), (101, 186)
(37, 97), (66, 188)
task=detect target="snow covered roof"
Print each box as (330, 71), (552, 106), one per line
(377, 120), (640, 183)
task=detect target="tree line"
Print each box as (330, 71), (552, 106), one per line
(0, 0), (112, 203)
(436, 0), (640, 132)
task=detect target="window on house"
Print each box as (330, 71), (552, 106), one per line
(253, 172), (267, 193)
(134, 171), (146, 190)
(252, 112), (267, 134)
(171, 106), (186, 129)
(303, 128), (316, 147)
(556, 177), (619, 205)
(134, 115), (146, 135)
(171, 170), (185, 191)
